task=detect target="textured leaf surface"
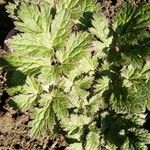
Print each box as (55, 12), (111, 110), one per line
(5, 0), (20, 19)
(5, 54), (49, 74)
(51, 10), (71, 48)
(53, 91), (69, 120)
(66, 143), (83, 150)
(121, 64), (135, 80)
(57, 32), (92, 74)
(29, 100), (55, 138)
(90, 13), (112, 45)
(94, 76), (110, 95)
(15, 2), (51, 34)
(62, 114), (92, 139)
(113, 3), (150, 43)
(113, 3), (134, 34)
(57, 0), (99, 19)
(13, 94), (37, 111)
(85, 131), (100, 150)
(12, 76), (42, 111)
(6, 33), (53, 57)
(121, 129), (150, 150)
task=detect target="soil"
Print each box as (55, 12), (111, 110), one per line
(0, 109), (66, 150)
(0, 0), (150, 150)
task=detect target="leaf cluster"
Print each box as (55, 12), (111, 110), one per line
(1, 1), (150, 150)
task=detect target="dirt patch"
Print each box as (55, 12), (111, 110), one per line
(0, 112), (14, 133)
(99, 0), (150, 20)
(0, 107), (66, 150)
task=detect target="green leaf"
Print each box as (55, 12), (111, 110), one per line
(110, 91), (143, 113)
(126, 81), (150, 112)
(80, 0), (100, 13)
(141, 59), (150, 75)
(66, 143), (83, 150)
(4, 1), (150, 149)
(147, 100), (150, 111)
(113, 3), (150, 43)
(121, 129), (150, 150)
(23, 76), (42, 94)
(134, 129), (150, 144)
(5, 55), (48, 74)
(57, 0), (82, 19)
(63, 32), (91, 61)
(29, 100), (55, 138)
(113, 3), (134, 35)
(68, 84), (89, 108)
(65, 76), (93, 108)
(120, 37), (150, 65)
(135, 81), (150, 111)
(85, 131), (100, 150)
(101, 113), (149, 150)
(11, 76), (42, 111)
(87, 94), (104, 115)
(57, 32), (92, 74)
(51, 10), (71, 48)
(90, 13), (112, 46)
(76, 76), (93, 90)
(6, 33), (53, 57)
(6, 1), (20, 19)
(128, 3), (150, 29)
(5, 33), (53, 75)
(121, 64), (135, 79)
(126, 114), (146, 127)
(62, 114), (92, 139)
(94, 76), (110, 95)
(12, 94), (38, 111)
(61, 57), (97, 93)
(15, 2), (52, 34)
(38, 66), (61, 85)
(57, 0), (99, 19)
(53, 91), (69, 120)
(82, 56), (98, 71)
(92, 41), (107, 59)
